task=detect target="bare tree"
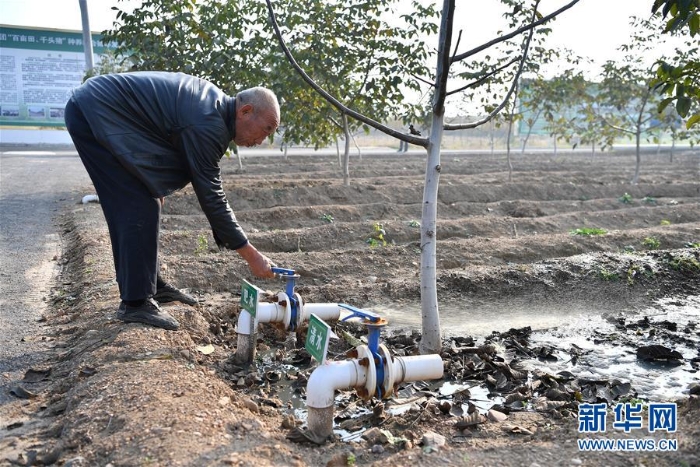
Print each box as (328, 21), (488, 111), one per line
(266, 0), (580, 354)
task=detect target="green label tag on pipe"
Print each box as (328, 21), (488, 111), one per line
(240, 280), (261, 318)
(306, 313), (331, 365)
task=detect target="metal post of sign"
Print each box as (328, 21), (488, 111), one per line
(78, 0), (94, 74)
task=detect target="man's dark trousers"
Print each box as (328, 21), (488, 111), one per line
(64, 97), (160, 302)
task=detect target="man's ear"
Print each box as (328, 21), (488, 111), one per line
(238, 103), (254, 117)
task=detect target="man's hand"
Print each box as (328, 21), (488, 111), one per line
(235, 243), (275, 278)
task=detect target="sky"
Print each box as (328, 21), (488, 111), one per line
(0, 0), (672, 73)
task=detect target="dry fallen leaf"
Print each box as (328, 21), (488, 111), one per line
(196, 344), (215, 355)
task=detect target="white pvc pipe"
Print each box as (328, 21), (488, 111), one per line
(392, 354), (444, 382)
(306, 352), (444, 440)
(256, 302), (285, 325)
(302, 303), (342, 323)
(234, 299), (340, 364)
(237, 309), (254, 336)
(237, 302), (339, 336)
(235, 309), (256, 364)
(307, 360), (368, 409)
(306, 360), (367, 438)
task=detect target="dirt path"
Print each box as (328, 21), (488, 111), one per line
(0, 148), (90, 405)
(1, 147), (698, 467)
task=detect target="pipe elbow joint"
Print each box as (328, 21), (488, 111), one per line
(306, 360), (365, 409)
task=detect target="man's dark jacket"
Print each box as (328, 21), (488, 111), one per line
(71, 71), (247, 249)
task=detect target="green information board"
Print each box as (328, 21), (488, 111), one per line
(240, 280), (261, 317)
(306, 314), (331, 365)
(0, 25), (117, 128)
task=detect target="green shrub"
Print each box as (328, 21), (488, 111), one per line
(619, 193), (633, 204)
(366, 223), (387, 248)
(194, 234), (209, 255)
(599, 268), (620, 281)
(668, 256), (700, 273)
(642, 237), (661, 249)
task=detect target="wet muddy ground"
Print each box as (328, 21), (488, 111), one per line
(2, 148), (699, 466)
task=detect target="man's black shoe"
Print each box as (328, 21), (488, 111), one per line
(117, 298), (180, 330)
(153, 283), (198, 306)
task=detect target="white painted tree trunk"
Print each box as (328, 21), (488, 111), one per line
(235, 147), (243, 170)
(670, 138), (676, 163)
(336, 138), (341, 168)
(342, 113), (351, 186)
(350, 132), (362, 160)
(506, 117), (514, 183)
(632, 129), (641, 184)
(419, 110), (444, 355)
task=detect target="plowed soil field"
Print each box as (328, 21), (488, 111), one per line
(2, 148), (699, 467)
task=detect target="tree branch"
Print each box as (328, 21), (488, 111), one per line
(450, 29), (463, 63)
(600, 116), (635, 135)
(446, 56), (520, 97)
(451, 0), (580, 64)
(409, 72), (436, 88)
(445, 4), (537, 131)
(265, 0), (428, 147)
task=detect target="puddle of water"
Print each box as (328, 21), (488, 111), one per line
(372, 299), (596, 337)
(529, 296), (700, 401)
(375, 296), (699, 401)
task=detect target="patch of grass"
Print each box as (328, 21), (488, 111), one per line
(668, 255), (700, 274)
(194, 234), (209, 256)
(642, 237), (661, 250)
(660, 219), (671, 226)
(685, 241), (700, 248)
(408, 219), (420, 228)
(366, 222), (387, 248)
(599, 268), (620, 281)
(570, 227), (607, 236)
(319, 213), (334, 223)
(642, 196), (657, 204)
(626, 264), (654, 285)
(619, 193), (633, 204)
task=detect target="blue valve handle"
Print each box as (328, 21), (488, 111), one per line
(271, 267), (296, 276)
(271, 267), (299, 330)
(339, 304), (386, 398)
(339, 303), (381, 323)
